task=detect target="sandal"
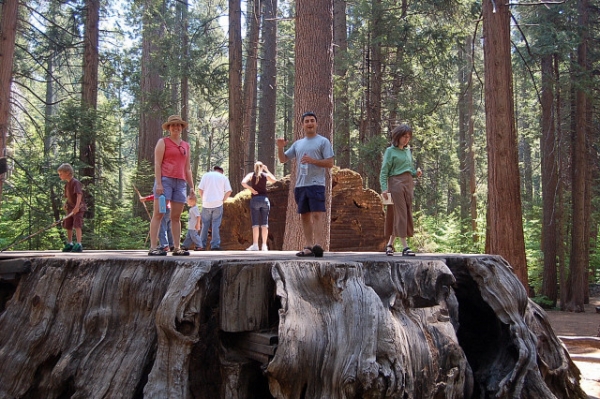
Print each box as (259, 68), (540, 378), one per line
(312, 245), (324, 258)
(402, 247), (416, 256)
(296, 246), (315, 257)
(385, 245), (394, 256)
(172, 248), (190, 256)
(148, 247), (167, 256)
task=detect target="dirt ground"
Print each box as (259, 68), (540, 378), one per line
(545, 297), (600, 399)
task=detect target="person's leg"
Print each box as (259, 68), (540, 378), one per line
(149, 201), (165, 249)
(169, 201), (184, 249)
(66, 228), (73, 243)
(75, 227), (82, 243)
(182, 230), (193, 249)
(260, 226), (268, 249)
(211, 206), (223, 248)
(252, 226), (259, 245)
(311, 211), (326, 247)
(159, 208), (170, 248)
(199, 208), (211, 248)
(300, 212), (314, 248)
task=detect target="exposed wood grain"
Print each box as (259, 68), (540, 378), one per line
(0, 254), (588, 398)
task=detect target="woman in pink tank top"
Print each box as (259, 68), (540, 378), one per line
(148, 115), (196, 256)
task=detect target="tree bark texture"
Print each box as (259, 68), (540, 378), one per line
(565, 0), (589, 312)
(333, 0), (350, 169)
(257, 0), (278, 172)
(283, 0), (334, 250)
(243, 0), (261, 173)
(229, 0), (244, 194)
(540, 54), (558, 304)
(0, 252), (586, 399)
(0, 0), (19, 204)
(482, 0), (529, 289)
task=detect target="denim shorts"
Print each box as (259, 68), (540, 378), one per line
(250, 195), (270, 227)
(294, 185), (326, 214)
(154, 176), (187, 204)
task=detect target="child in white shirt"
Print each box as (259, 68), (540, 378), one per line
(182, 196), (203, 250)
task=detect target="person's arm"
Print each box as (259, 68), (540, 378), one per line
(185, 144), (196, 198)
(154, 139), (166, 195)
(223, 179), (232, 201)
(140, 194), (154, 202)
(380, 149), (391, 193)
(73, 193), (83, 213)
(241, 173), (258, 195)
(195, 209), (201, 230)
(276, 138), (289, 163)
(262, 166), (278, 183)
(301, 155), (334, 169)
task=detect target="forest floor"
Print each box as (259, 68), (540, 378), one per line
(546, 296), (600, 399)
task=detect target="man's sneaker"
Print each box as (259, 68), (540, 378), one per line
(71, 243), (83, 253)
(261, 244), (268, 251)
(62, 243), (74, 252)
(246, 244), (259, 251)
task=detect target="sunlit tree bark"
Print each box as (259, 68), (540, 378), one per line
(482, 0), (528, 289)
(282, 0), (334, 250)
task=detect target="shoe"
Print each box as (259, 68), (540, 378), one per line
(62, 243), (74, 252)
(246, 244), (259, 251)
(385, 244), (394, 256)
(194, 247), (204, 251)
(169, 246), (175, 252)
(261, 244), (268, 251)
(312, 245), (324, 258)
(210, 247), (222, 251)
(163, 246), (170, 252)
(402, 247), (416, 256)
(296, 247), (314, 257)
(148, 247), (167, 256)
(172, 248), (190, 256)
(71, 243), (83, 253)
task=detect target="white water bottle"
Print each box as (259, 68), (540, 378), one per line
(300, 162), (308, 176)
(159, 194), (167, 213)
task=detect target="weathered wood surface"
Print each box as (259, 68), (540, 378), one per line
(0, 252), (587, 398)
(221, 168), (387, 251)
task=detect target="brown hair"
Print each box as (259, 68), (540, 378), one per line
(391, 124), (413, 148)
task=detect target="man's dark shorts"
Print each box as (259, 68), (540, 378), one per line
(294, 185), (326, 214)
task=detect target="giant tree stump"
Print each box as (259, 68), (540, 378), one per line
(0, 252), (587, 398)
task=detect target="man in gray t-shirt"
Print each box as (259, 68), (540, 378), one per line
(277, 112), (335, 257)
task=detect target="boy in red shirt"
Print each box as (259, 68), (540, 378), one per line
(57, 163), (87, 252)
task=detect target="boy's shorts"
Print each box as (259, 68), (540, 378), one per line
(155, 177), (187, 204)
(63, 211), (84, 229)
(294, 185), (326, 214)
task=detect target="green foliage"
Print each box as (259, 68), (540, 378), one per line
(530, 296), (556, 310)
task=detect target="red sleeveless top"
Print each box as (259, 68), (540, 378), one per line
(161, 137), (189, 180)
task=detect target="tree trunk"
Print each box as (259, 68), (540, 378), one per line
(482, 0), (528, 289)
(362, 0), (383, 191)
(257, 0), (278, 172)
(243, 0), (261, 174)
(136, 0), (166, 216)
(282, 0), (334, 250)
(0, 253), (587, 398)
(0, 0), (19, 206)
(565, 0), (589, 312)
(80, 0), (99, 224)
(180, 0), (190, 142)
(229, 0), (244, 193)
(540, 53), (558, 304)
(333, 0), (350, 169)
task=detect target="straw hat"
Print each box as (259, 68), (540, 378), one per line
(162, 115), (188, 130)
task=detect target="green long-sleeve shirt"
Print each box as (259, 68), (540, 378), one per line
(379, 145), (417, 192)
